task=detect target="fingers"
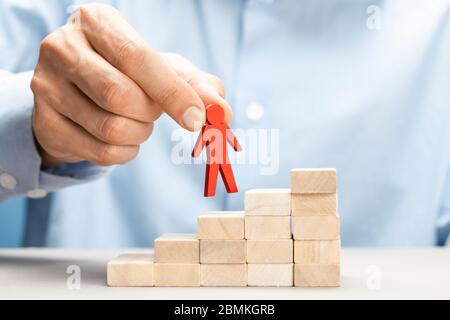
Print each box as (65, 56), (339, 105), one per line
(162, 53), (233, 123)
(34, 73), (154, 146)
(187, 72), (233, 124)
(33, 100), (140, 167)
(42, 27), (162, 124)
(72, 4), (206, 131)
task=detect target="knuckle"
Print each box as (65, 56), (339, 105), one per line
(31, 75), (63, 107)
(76, 4), (98, 23)
(77, 3), (118, 19)
(30, 75), (46, 95)
(73, 4), (103, 32)
(116, 40), (146, 72)
(96, 145), (139, 167)
(72, 4), (124, 34)
(98, 115), (128, 145)
(96, 144), (119, 167)
(157, 84), (182, 107)
(39, 29), (83, 74)
(39, 32), (62, 58)
(101, 81), (131, 110)
(40, 32), (57, 50)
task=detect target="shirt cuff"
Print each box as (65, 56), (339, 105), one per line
(0, 71), (108, 201)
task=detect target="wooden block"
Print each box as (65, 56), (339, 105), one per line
(198, 212), (245, 240)
(291, 169), (337, 194)
(245, 189), (291, 216)
(292, 216), (340, 240)
(201, 264), (247, 287)
(248, 264), (294, 287)
(107, 254), (154, 287)
(154, 234), (199, 264)
(200, 240), (246, 264)
(292, 193), (337, 216)
(245, 216), (292, 240)
(154, 263), (200, 287)
(247, 240), (293, 264)
(294, 264), (340, 287)
(294, 240), (340, 264)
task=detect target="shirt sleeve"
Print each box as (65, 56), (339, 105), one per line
(0, 1), (110, 202)
(0, 71), (110, 202)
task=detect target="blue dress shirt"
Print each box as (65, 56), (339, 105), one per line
(1, 0), (449, 247)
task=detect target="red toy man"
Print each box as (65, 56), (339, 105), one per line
(192, 104), (243, 197)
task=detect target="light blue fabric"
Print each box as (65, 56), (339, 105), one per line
(0, 0), (449, 248)
(0, 199), (25, 248)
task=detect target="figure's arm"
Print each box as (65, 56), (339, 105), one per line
(226, 126), (243, 152)
(192, 128), (207, 158)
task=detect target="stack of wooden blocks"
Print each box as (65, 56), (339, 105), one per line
(291, 169), (341, 287)
(108, 168), (341, 288)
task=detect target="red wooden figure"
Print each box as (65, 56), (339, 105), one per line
(192, 104), (243, 197)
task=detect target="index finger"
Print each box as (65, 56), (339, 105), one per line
(71, 4), (205, 131)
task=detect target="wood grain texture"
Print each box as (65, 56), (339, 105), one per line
(248, 264), (294, 287)
(247, 240), (293, 264)
(244, 189), (291, 216)
(200, 240), (246, 264)
(291, 193), (337, 216)
(107, 254), (154, 287)
(292, 216), (340, 240)
(294, 240), (341, 264)
(245, 216), (292, 240)
(154, 263), (200, 287)
(291, 169), (337, 194)
(198, 212), (245, 240)
(154, 234), (199, 264)
(294, 264), (341, 287)
(201, 264), (247, 287)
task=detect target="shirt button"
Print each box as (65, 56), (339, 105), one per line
(0, 173), (17, 190)
(246, 102), (265, 121)
(27, 189), (48, 199)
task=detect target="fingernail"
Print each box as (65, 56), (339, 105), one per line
(182, 107), (205, 131)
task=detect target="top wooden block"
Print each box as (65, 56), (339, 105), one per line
(245, 189), (291, 216)
(154, 234), (199, 264)
(198, 212), (245, 240)
(291, 169), (337, 194)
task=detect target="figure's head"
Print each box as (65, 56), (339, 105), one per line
(206, 104), (225, 125)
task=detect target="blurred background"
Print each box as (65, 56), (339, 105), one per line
(0, 200), (25, 247)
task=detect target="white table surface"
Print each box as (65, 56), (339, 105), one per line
(0, 249), (449, 300)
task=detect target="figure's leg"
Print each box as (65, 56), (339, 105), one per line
(219, 163), (238, 194)
(205, 164), (220, 197)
